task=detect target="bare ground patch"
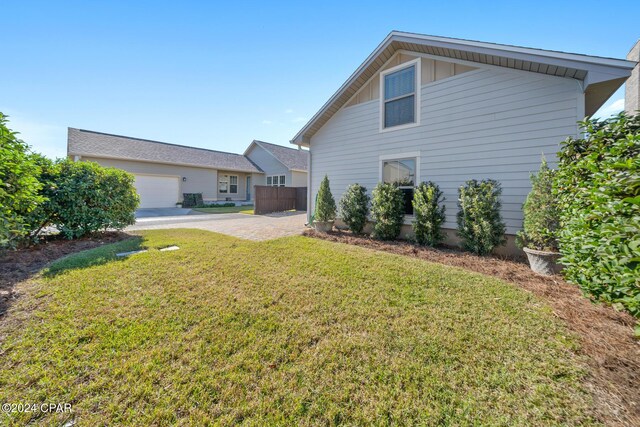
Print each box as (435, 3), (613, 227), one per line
(304, 228), (640, 426)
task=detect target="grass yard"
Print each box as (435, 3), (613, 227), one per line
(0, 229), (594, 426)
(193, 205), (254, 214)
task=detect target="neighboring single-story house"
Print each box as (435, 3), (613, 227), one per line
(244, 140), (308, 188)
(67, 128), (308, 208)
(291, 31), (637, 255)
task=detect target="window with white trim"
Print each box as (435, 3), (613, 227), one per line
(219, 176), (228, 193)
(381, 61), (419, 130)
(382, 158), (416, 215)
(229, 175), (238, 194)
(267, 175), (285, 187)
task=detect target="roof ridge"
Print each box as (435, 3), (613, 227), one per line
(253, 139), (303, 152)
(72, 128), (247, 158)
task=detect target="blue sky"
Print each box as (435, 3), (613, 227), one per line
(2, 0), (638, 159)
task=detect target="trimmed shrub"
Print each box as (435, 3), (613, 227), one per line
(339, 183), (370, 234)
(314, 175), (336, 222)
(555, 113), (640, 320)
(516, 156), (560, 251)
(32, 160), (139, 239)
(457, 179), (506, 255)
(371, 182), (405, 240)
(0, 113), (44, 248)
(412, 181), (446, 246)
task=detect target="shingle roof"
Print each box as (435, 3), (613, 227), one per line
(249, 140), (308, 171)
(67, 128), (263, 173)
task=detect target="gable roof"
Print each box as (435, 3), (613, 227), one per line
(244, 140), (308, 172)
(67, 128), (263, 173)
(291, 31), (637, 146)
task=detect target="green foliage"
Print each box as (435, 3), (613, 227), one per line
(516, 156), (560, 251)
(182, 193), (203, 208)
(339, 183), (370, 234)
(314, 175), (336, 222)
(371, 182), (405, 240)
(412, 181), (446, 246)
(0, 113), (45, 248)
(33, 160), (139, 239)
(457, 179), (506, 255)
(555, 112), (640, 320)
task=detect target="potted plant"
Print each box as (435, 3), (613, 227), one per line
(313, 175), (337, 232)
(516, 156), (562, 275)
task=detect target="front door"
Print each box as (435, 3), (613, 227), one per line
(246, 176), (251, 200)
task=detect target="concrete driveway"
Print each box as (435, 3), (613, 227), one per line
(128, 212), (307, 241)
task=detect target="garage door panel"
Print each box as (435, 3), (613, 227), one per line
(134, 175), (180, 208)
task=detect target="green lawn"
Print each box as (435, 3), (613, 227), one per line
(0, 230), (594, 426)
(192, 205), (253, 214)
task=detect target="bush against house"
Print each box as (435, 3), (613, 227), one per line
(339, 183), (370, 234)
(555, 113), (640, 319)
(314, 175), (336, 222)
(516, 156), (560, 251)
(457, 179), (506, 255)
(412, 181), (446, 246)
(31, 160), (139, 239)
(371, 182), (405, 240)
(0, 113), (45, 248)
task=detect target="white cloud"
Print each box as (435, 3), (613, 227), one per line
(284, 109), (293, 114)
(292, 117), (307, 123)
(1, 110), (67, 159)
(261, 119), (273, 125)
(594, 98), (624, 119)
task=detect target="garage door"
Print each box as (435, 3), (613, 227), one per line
(133, 175), (180, 208)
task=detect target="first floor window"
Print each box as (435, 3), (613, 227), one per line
(229, 176), (238, 194)
(267, 175), (286, 187)
(219, 176), (228, 193)
(382, 158), (416, 215)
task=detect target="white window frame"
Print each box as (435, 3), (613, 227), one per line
(229, 175), (238, 194)
(379, 58), (421, 133)
(267, 175), (286, 187)
(219, 175), (228, 194)
(379, 152), (421, 219)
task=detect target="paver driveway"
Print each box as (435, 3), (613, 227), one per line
(127, 212), (307, 241)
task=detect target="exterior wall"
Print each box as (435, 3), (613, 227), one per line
(245, 144), (291, 185)
(290, 171), (307, 187)
(625, 40), (640, 114)
(309, 64), (583, 253)
(81, 156), (218, 201)
(216, 171), (251, 201)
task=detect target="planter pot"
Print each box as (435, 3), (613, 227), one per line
(523, 247), (563, 276)
(314, 220), (335, 233)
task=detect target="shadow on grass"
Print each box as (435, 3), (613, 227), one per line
(43, 236), (145, 278)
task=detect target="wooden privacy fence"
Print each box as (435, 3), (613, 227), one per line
(254, 186), (307, 215)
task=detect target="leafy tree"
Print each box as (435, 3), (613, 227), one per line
(339, 183), (370, 234)
(412, 181), (446, 246)
(371, 182), (405, 240)
(0, 113), (44, 248)
(516, 156), (560, 251)
(314, 175), (336, 222)
(555, 112), (640, 321)
(457, 179), (506, 255)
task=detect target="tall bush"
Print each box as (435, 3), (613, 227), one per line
(339, 183), (370, 234)
(516, 156), (560, 251)
(32, 160), (139, 239)
(555, 113), (639, 320)
(371, 182), (405, 240)
(0, 113), (44, 248)
(412, 181), (446, 246)
(314, 175), (336, 222)
(457, 179), (506, 255)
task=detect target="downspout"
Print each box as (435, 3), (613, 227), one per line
(305, 146), (311, 225)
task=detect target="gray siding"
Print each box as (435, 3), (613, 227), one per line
(309, 67), (582, 234)
(245, 144), (291, 185)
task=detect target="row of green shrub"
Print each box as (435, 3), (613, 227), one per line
(1, 114), (139, 248)
(315, 175), (506, 256)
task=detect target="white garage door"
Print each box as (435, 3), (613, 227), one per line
(133, 175), (180, 208)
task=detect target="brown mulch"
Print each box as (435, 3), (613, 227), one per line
(0, 232), (133, 317)
(304, 228), (640, 427)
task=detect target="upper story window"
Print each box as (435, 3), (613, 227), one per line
(381, 59), (420, 131)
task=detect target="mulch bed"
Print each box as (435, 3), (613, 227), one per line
(304, 228), (640, 427)
(0, 232), (132, 317)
